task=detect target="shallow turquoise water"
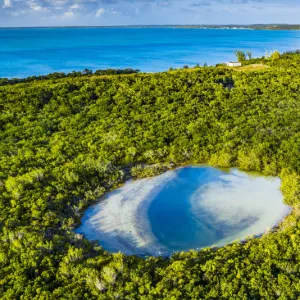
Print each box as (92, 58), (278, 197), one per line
(1, 28), (300, 77)
(75, 166), (290, 256)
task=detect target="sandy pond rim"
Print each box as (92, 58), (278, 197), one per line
(75, 166), (291, 257)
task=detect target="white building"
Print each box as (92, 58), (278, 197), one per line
(227, 62), (242, 67)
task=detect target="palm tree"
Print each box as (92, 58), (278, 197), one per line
(235, 50), (246, 63)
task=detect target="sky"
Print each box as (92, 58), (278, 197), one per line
(1, 0), (300, 27)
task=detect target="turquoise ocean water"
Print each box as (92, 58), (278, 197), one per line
(1, 28), (300, 78)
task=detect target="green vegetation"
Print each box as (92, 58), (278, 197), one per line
(235, 50), (247, 62)
(0, 51), (300, 299)
(0, 68), (140, 87)
(131, 164), (171, 179)
(231, 49), (288, 68)
(271, 50), (281, 61)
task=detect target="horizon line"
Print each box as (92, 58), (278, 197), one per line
(0, 23), (300, 29)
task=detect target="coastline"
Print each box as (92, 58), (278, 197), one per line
(0, 25), (299, 30)
(1, 28), (299, 79)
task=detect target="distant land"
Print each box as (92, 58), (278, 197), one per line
(0, 24), (300, 30)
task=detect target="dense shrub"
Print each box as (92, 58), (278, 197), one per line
(0, 53), (300, 299)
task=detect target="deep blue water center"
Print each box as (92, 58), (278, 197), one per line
(1, 28), (300, 78)
(148, 167), (222, 250)
(75, 166), (290, 257)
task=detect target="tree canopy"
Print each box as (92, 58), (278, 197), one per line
(0, 51), (300, 299)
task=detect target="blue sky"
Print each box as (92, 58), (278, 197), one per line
(1, 0), (299, 27)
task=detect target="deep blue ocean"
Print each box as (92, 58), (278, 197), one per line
(1, 27), (300, 78)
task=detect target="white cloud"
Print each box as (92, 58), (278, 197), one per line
(64, 11), (75, 17)
(29, 1), (48, 12)
(70, 4), (80, 10)
(96, 7), (105, 17)
(3, 0), (12, 8)
(1, 0), (300, 27)
(109, 8), (119, 15)
(11, 10), (27, 17)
